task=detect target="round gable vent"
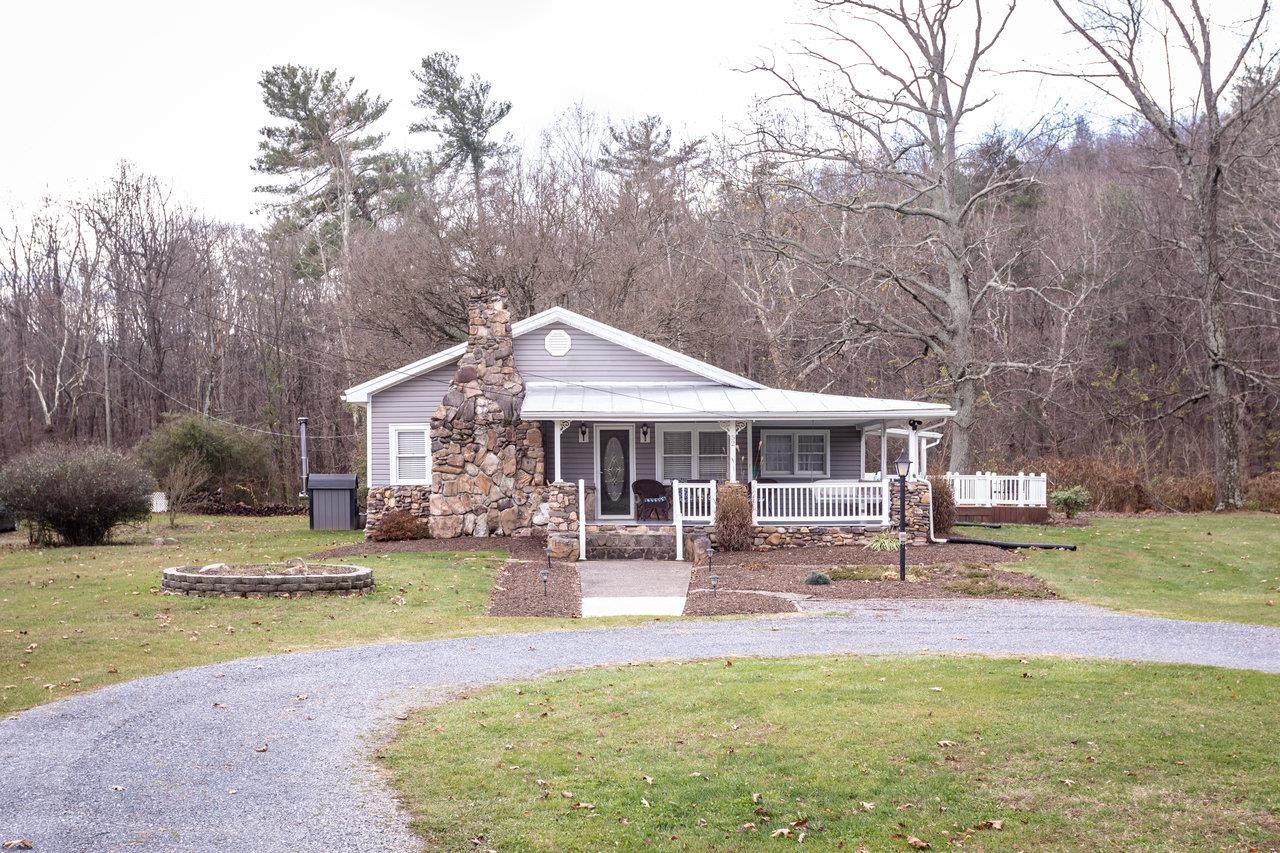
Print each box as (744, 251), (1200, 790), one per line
(544, 329), (572, 356)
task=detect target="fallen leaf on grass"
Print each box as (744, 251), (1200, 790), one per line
(752, 792), (763, 803)
(860, 802), (875, 812)
(892, 834), (930, 849)
(936, 740), (957, 748)
(570, 802), (594, 810)
(642, 775), (653, 785)
(1060, 778), (1076, 786)
(641, 798), (650, 808)
(974, 819), (1004, 831)
(771, 828), (792, 838)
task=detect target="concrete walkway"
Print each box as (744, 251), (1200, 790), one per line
(3, 601), (1280, 852)
(578, 559), (691, 616)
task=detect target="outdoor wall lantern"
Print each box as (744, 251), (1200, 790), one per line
(895, 448), (912, 581)
(639, 423), (651, 443)
(579, 423), (589, 443)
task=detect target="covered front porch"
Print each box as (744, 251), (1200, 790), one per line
(537, 415), (942, 527)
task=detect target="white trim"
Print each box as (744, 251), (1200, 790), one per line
(655, 423), (733, 483)
(593, 423), (636, 519)
(341, 306), (764, 403)
(758, 428), (831, 479)
(364, 400), (373, 487)
(389, 423), (431, 486)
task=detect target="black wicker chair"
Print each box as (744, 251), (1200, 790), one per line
(632, 479), (672, 521)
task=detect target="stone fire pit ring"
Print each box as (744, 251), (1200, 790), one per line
(161, 562), (374, 598)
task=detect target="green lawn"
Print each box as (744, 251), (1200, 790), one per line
(383, 656), (1280, 851)
(0, 515), (593, 716)
(987, 512), (1280, 626)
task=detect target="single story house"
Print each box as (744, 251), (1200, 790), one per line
(342, 290), (953, 558)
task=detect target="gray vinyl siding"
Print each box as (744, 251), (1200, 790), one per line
(514, 322), (706, 383)
(749, 425), (862, 482)
(544, 420), (655, 483)
(368, 364), (455, 487)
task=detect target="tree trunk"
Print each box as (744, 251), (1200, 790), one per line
(1203, 290), (1243, 509)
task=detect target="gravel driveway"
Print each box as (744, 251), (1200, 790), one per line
(4, 600), (1279, 852)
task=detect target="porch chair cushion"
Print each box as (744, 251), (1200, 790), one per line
(631, 479), (671, 521)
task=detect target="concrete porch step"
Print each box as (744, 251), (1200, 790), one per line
(585, 530), (678, 561)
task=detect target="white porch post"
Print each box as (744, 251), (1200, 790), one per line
(919, 439), (928, 478)
(879, 421), (888, 479)
(859, 429), (867, 479)
(745, 421), (754, 482)
(553, 420), (571, 482)
(577, 478), (586, 560)
(908, 423), (920, 480)
(720, 420), (739, 482)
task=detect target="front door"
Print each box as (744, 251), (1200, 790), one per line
(597, 427), (632, 517)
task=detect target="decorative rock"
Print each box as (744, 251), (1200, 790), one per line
(546, 533), (578, 560)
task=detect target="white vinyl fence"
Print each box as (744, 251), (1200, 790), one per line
(943, 472), (1047, 507)
(751, 481), (890, 525)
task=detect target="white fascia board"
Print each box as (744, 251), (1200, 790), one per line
(341, 306), (763, 403)
(520, 408), (957, 422)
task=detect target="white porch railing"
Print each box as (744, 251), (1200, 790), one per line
(752, 480), (891, 526)
(673, 480), (716, 523)
(944, 471), (1047, 507)
(673, 480), (716, 561)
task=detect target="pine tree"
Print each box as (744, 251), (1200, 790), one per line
(253, 65), (395, 266)
(410, 52), (511, 217)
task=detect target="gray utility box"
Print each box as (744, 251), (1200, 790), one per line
(307, 473), (360, 531)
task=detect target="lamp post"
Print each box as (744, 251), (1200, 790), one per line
(894, 449), (912, 581)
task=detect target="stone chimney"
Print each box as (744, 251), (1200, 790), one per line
(428, 289), (545, 537)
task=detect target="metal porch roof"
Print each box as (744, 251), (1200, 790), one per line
(520, 383), (955, 423)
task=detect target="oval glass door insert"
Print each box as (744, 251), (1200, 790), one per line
(604, 437), (626, 501)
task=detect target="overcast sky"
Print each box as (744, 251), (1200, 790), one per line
(0, 0), (1265, 223)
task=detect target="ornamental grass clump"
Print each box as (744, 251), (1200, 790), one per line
(863, 531), (900, 552)
(714, 484), (753, 552)
(0, 444), (154, 546)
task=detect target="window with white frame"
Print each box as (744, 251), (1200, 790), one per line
(658, 424), (730, 481)
(390, 424), (431, 485)
(760, 429), (829, 478)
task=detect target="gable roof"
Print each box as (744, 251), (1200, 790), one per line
(341, 306), (764, 404)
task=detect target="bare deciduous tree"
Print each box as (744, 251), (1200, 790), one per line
(1050, 0), (1280, 507)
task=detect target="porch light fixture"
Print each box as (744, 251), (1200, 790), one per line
(895, 448), (912, 582)
(579, 424), (589, 443)
(639, 423), (651, 444)
(540, 559), (550, 597)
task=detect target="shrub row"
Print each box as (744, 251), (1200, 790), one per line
(186, 498), (306, 517)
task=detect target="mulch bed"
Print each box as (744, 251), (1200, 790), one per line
(487, 557), (582, 618)
(683, 590), (797, 616)
(309, 537), (546, 560)
(711, 541), (1021, 568)
(692, 541), (1054, 604)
